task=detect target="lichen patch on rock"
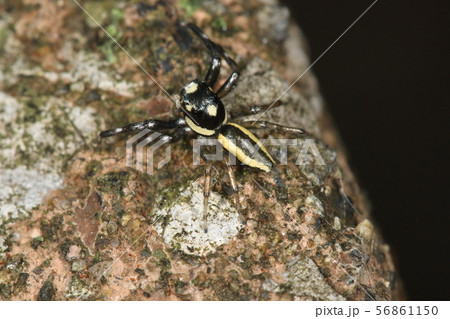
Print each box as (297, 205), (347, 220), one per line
(0, 166), (63, 226)
(0, 92), (101, 229)
(284, 256), (346, 301)
(154, 181), (243, 256)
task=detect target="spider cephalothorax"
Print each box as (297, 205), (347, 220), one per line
(180, 80), (227, 136)
(100, 22), (305, 231)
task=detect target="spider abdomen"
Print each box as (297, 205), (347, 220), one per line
(218, 123), (275, 172)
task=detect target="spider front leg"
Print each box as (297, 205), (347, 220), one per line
(99, 118), (187, 138)
(215, 47), (240, 98)
(185, 22), (240, 97)
(184, 23), (221, 87)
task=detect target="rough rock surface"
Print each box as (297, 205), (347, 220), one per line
(0, 0), (403, 300)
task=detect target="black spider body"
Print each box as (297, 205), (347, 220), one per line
(180, 80), (226, 136)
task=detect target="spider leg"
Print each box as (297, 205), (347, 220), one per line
(100, 118), (186, 138)
(185, 23), (240, 97)
(237, 119), (307, 135)
(141, 126), (192, 143)
(230, 100), (283, 118)
(225, 158), (245, 226)
(202, 161), (212, 233)
(272, 167), (288, 202)
(132, 126), (191, 176)
(154, 126), (192, 144)
(185, 23), (221, 87)
(215, 46), (240, 98)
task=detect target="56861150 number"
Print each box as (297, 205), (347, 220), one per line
(376, 305), (438, 316)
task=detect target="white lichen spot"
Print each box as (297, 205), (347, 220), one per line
(65, 279), (93, 299)
(68, 106), (98, 136)
(262, 278), (279, 292)
(262, 256), (346, 300)
(67, 245), (82, 261)
(60, 52), (136, 97)
(0, 92), (102, 226)
(0, 166), (63, 226)
(4, 50), (136, 97)
(0, 92), (19, 122)
(0, 236), (7, 254)
(304, 194), (324, 216)
(356, 219), (374, 242)
(333, 216), (342, 230)
(154, 181), (242, 256)
(70, 82), (85, 93)
(71, 260), (86, 272)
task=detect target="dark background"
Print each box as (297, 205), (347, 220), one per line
(281, 0), (448, 300)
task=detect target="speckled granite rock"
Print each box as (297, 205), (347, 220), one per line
(0, 0), (403, 300)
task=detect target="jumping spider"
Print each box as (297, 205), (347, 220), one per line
(100, 23), (306, 231)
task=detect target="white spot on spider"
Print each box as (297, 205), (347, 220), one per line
(207, 104), (217, 116)
(185, 104), (193, 112)
(185, 82), (198, 94)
